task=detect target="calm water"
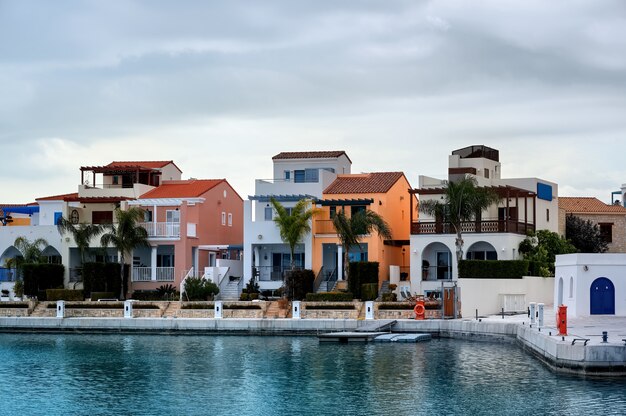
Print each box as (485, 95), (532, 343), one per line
(0, 334), (624, 416)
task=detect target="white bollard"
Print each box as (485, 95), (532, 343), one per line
(292, 301), (301, 319)
(56, 300), (65, 318)
(537, 303), (544, 328)
(215, 301), (223, 319)
(124, 300), (133, 319)
(529, 302), (536, 325)
(365, 301), (374, 320)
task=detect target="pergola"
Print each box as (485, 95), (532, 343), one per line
(80, 165), (161, 187)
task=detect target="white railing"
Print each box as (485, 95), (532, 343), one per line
(180, 267), (195, 301)
(132, 267), (175, 282)
(139, 222), (181, 238)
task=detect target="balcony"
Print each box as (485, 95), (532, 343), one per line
(132, 267), (175, 282)
(411, 220), (534, 236)
(139, 222), (181, 238)
(314, 219), (337, 234)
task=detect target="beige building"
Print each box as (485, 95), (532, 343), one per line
(559, 197), (626, 253)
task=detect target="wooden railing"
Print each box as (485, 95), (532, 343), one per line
(411, 220), (534, 236)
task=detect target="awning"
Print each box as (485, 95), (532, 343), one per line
(248, 194), (317, 202)
(1, 206), (40, 215)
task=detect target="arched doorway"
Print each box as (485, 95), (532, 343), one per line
(590, 277), (615, 315)
(422, 242), (452, 281)
(466, 241), (497, 260)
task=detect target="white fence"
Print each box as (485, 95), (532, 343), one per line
(132, 267), (175, 282)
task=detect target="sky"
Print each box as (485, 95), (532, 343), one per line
(2, 0), (626, 204)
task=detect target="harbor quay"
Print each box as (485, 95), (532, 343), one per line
(1, 307), (625, 377)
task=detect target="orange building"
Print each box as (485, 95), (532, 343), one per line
(311, 172), (417, 290)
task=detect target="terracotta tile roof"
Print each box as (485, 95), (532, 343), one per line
(36, 192), (79, 201)
(106, 161), (174, 169)
(272, 151), (351, 163)
(324, 172), (405, 194)
(559, 197), (626, 214)
(139, 179), (225, 199)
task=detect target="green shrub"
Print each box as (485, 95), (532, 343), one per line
(183, 277), (219, 301)
(381, 292), (397, 302)
(181, 302), (215, 310)
(223, 304), (261, 310)
(130, 290), (161, 301)
(239, 293), (250, 301)
(305, 304), (354, 310)
(46, 289), (84, 301)
(249, 293), (259, 300)
(458, 260), (529, 279)
(82, 263), (125, 298)
(47, 302), (124, 309)
(305, 292), (354, 302)
(90, 292), (116, 301)
(0, 303), (29, 309)
(22, 263), (65, 296)
(284, 269), (315, 300)
(378, 302), (413, 310)
(348, 261), (379, 299)
(360, 283), (378, 301)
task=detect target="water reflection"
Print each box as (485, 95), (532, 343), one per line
(0, 334), (624, 416)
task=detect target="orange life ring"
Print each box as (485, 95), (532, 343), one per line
(414, 303), (425, 316)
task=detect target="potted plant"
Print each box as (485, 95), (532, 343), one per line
(13, 280), (24, 301)
(1, 289), (10, 301)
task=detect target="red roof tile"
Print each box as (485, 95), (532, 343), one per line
(559, 197), (626, 214)
(139, 179), (225, 199)
(105, 160), (181, 172)
(36, 192), (79, 201)
(324, 172), (405, 194)
(272, 151), (351, 163)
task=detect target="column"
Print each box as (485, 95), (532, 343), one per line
(151, 246), (157, 281)
(152, 204), (157, 237)
(337, 244), (343, 280)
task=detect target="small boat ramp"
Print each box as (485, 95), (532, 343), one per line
(318, 320), (431, 343)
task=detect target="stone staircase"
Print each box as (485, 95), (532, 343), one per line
(265, 301), (289, 319)
(162, 301), (180, 318)
(218, 279), (241, 301)
(29, 302), (53, 317)
(316, 279), (337, 293)
(376, 280), (391, 301)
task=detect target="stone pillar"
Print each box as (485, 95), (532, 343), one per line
(292, 301), (301, 319)
(215, 301), (223, 319)
(124, 300), (134, 318)
(537, 303), (544, 328)
(56, 300), (65, 318)
(529, 302), (536, 325)
(365, 301), (374, 320)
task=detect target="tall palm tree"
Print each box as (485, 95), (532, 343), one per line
(332, 209), (392, 281)
(419, 176), (501, 273)
(13, 236), (49, 264)
(100, 207), (149, 300)
(57, 217), (104, 263)
(270, 198), (319, 271)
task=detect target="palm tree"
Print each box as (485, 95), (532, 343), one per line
(419, 176), (501, 274)
(270, 198), (319, 271)
(13, 236), (49, 264)
(57, 217), (104, 263)
(332, 209), (392, 281)
(100, 207), (149, 300)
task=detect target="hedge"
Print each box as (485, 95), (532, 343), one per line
(305, 292), (354, 302)
(131, 290), (164, 301)
(305, 304), (354, 310)
(181, 302), (215, 310)
(378, 302), (413, 310)
(0, 303), (29, 309)
(82, 263), (126, 298)
(348, 261), (379, 299)
(22, 263), (65, 296)
(46, 289), (84, 301)
(46, 302), (159, 309)
(360, 283), (378, 301)
(284, 269), (315, 300)
(91, 292), (116, 301)
(223, 304), (262, 310)
(458, 260), (529, 279)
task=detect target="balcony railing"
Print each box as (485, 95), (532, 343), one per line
(132, 267), (175, 282)
(411, 220), (534, 236)
(253, 265), (302, 282)
(139, 222), (180, 238)
(315, 219), (337, 234)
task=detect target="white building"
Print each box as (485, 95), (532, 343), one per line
(555, 253), (626, 317)
(243, 151), (351, 291)
(409, 145), (559, 297)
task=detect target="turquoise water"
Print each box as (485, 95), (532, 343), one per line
(0, 334), (625, 416)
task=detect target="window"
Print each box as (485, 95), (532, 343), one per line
(144, 210), (153, 222)
(221, 212), (226, 226)
(484, 169), (489, 179)
(112, 176), (119, 185)
(284, 170), (290, 181)
(294, 169), (319, 183)
(166, 210), (180, 223)
(228, 213), (233, 227)
(329, 206), (337, 219)
(264, 207), (273, 221)
(92, 211), (113, 224)
(351, 205), (366, 216)
(294, 170), (305, 183)
(599, 223), (613, 243)
(546, 208), (550, 222)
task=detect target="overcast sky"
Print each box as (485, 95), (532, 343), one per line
(2, 0), (626, 204)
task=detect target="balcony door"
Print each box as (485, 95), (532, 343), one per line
(166, 210), (180, 236)
(436, 251), (451, 280)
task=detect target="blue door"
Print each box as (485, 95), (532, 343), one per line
(590, 277), (615, 315)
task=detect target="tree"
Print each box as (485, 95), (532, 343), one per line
(13, 236), (49, 264)
(57, 217), (105, 263)
(519, 230), (577, 276)
(100, 207), (150, 300)
(270, 198), (319, 271)
(565, 215), (608, 253)
(419, 177), (501, 274)
(332, 209), (392, 281)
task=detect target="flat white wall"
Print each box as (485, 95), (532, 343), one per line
(458, 276), (554, 317)
(216, 259), (243, 278)
(555, 253), (626, 317)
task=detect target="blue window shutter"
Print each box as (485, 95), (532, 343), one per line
(54, 212), (62, 225)
(537, 183), (553, 201)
